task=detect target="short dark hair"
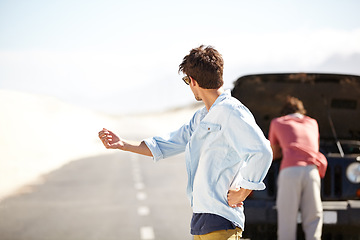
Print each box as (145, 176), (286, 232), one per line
(280, 96), (307, 116)
(178, 45), (224, 89)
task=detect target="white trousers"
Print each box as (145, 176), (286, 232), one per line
(276, 165), (323, 240)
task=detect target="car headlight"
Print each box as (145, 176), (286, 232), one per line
(346, 162), (360, 184)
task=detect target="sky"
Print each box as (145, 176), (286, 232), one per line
(1, 0), (360, 114)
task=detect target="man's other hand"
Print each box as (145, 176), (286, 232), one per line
(227, 188), (252, 208)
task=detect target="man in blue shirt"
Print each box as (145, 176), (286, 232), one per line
(99, 45), (272, 239)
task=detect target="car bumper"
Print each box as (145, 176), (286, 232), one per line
(322, 200), (360, 226)
(244, 200), (360, 226)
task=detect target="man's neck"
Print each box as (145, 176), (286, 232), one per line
(201, 87), (225, 111)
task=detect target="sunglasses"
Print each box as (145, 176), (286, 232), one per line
(182, 76), (191, 85)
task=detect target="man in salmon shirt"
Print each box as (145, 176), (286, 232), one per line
(268, 96), (327, 240)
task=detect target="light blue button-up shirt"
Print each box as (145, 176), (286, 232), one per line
(144, 90), (272, 230)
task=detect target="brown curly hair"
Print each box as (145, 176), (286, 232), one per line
(178, 45), (224, 89)
(280, 96), (307, 116)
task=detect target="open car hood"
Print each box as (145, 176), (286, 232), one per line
(231, 73), (360, 140)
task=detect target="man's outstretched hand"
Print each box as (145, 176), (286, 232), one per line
(98, 128), (124, 150)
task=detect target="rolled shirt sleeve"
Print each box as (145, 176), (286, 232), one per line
(143, 137), (164, 161)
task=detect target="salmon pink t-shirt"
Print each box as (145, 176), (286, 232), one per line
(268, 115), (322, 172)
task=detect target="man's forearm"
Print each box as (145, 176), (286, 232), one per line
(123, 140), (153, 157)
(227, 188), (253, 208)
(237, 188), (252, 202)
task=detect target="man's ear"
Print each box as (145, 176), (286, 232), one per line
(189, 76), (197, 87)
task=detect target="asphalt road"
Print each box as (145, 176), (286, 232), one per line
(0, 152), (193, 240)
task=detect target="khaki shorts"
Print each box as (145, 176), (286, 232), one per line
(193, 227), (243, 240)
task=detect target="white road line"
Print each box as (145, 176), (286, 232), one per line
(140, 226), (155, 240)
(133, 172), (143, 183)
(138, 206), (150, 216)
(136, 191), (147, 200)
(134, 182), (145, 190)
(131, 155), (154, 239)
(133, 167), (141, 174)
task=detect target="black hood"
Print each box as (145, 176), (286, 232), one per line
(231, 73), (360, 140)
